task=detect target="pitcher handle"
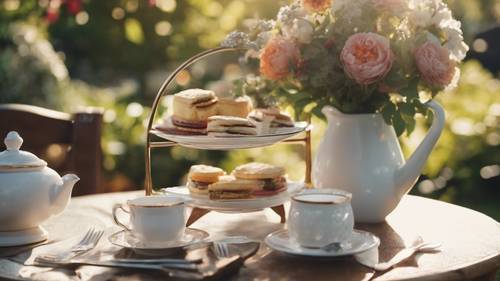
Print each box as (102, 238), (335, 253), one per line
(395, 100), (445, 196)
(112, 203), (131, 231)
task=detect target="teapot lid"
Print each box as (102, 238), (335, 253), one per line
(0, 131), (47, 170)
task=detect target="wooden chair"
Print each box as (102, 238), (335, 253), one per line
(0, 104), (103, 196)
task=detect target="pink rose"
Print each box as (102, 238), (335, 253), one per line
(260, 37), (300, 81)
(340, 33), (394, 85)
(414, 42), (456, 88)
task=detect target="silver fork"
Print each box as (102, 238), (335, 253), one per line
(212, 241), (230, 258)
(36, 228), (104, 262)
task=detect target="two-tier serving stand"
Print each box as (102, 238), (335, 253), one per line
(144, 47), (312, 226)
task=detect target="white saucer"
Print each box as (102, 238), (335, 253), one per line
(265, 229), (379, 257)
(108, 228), (209, 255)
(0, 226), (48, 247)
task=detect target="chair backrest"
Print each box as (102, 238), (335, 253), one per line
(0, 104), (103, 196)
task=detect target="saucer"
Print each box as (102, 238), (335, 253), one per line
(265, 229), (379, 257)
(0, 226), (48, 247)
(108, 228), (209, 255)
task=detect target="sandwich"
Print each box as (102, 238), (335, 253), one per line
(171, 89), (218, 134)
(232, 162), (287, 196)
(208, 175), (264, 200)
(248, 107), (294, 128)
(187, 164), (225, 195)
(207, 115), (257, 136)
(216, 96), (253, 118)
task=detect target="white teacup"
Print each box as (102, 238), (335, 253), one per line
(288, 189), (354, 248)
(112, 196), (187, 243)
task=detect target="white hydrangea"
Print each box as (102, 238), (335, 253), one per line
(443, 27), (469, 61)
(277, 3), (307, 25)
(276, 3), (314, 44)
(408, 0), (442, 27)
(331, 0), (366, 24)
(221, 31), (257, 49)
(282, 18), (314, 44)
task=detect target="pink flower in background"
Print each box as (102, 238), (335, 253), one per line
(302, 0), (331, 12)
(260, 37), (301, 81)
(414, 42), (456, 87)
(340, 33), (394, 85)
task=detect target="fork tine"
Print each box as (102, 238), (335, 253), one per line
(222, 243), (229, 257)
(92, 230), (104, 246)
(79, 228), (95, 246)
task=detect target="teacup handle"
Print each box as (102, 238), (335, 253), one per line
(112, 204), (131, 231)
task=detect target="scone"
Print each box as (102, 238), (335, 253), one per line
(232, 162), (287, 196)
(208, 175), (263, 200)
(207, 115), (257, 136)
(217, 96), (253, 118)
(172, 89), (218, 134)
(187, 164), (225, 195)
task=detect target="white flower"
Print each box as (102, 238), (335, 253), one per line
(408, 0), (441, 27)
(443, 27), (469, 61)
(331, 0), (365, 24)
(282, 18), (314, 44)
(221, 31), (257, 49)
(256, 31), (274, 47)
(445, 67), (460, 91)
(277, 3), (306, 25)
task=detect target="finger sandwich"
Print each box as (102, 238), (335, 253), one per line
(187, 165), (226, 195)
(172, 89), (218, 134)
(207, 115), (257, 136)
(233, 162), (287, 196)
(208, 175), (264, 200)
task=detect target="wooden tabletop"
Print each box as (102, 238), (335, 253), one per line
(1, 191), (499, 281)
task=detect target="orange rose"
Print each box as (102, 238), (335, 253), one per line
(260, 37), (300, 81)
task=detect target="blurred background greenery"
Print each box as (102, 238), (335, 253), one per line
(0, 0), (498, 219)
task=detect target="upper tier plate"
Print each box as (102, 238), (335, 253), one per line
(161, 181), (304, 212)
(151, 121), (309, 150)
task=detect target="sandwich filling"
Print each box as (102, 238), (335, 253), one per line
(209, 190), (252, 200)
(262, 176), (286, 190)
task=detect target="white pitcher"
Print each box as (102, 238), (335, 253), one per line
(312, 101), (445, 223)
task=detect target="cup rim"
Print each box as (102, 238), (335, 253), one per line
(292, 192), (351, 205)
(128, 196), (185, 208)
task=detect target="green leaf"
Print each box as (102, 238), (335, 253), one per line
(398, 102), (415, 116)
(381, 102), (396, 125)
(392, 112), (405, 137)
(399, 78), (418, 99)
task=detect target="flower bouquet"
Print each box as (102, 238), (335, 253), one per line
(222, 0), (468, 135)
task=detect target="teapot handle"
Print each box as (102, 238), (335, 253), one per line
(112, 204), (131, 231)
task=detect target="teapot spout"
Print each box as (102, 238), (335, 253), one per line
(50, 174), (79, 215)
(394, 101), (445, 198)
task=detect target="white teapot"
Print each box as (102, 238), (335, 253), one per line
(0, 131), (79, 246)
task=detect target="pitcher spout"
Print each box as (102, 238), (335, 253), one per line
(50, 174), (79, 215)
(394, 101), (445, 198)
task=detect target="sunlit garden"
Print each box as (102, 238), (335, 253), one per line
(0, 0), (500, 280)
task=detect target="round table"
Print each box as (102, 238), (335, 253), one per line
(1, 191), (499, 281)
